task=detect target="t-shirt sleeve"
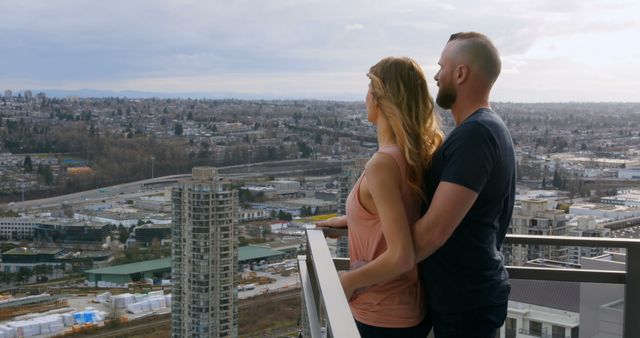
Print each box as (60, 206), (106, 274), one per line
(440, 123), (498, 193)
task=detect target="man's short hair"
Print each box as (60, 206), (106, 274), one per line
(449, 32), (501, 85)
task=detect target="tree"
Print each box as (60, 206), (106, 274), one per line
(37, 164), (54, 185)
(23, 155), (33, 172)
(33, 264), (52, 279)
(277, 210), (292, 221)
(17, 267), (33, 283)
(174, 123), (183, 136)
(297, 141), (312, 158)
(119, 228), (130, 243)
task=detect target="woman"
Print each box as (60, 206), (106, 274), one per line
(317, 57), (443, 337)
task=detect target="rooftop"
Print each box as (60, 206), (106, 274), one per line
(238, 246), (285, 261)
(84, 257), (171, 275)
(3, 247), (63, 256)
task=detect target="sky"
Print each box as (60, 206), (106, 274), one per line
(1, 0), (639, 102)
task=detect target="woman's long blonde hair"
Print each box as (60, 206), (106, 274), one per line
(368, 56), (444, 200)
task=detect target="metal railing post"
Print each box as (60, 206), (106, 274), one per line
(624, 246), (640, 338)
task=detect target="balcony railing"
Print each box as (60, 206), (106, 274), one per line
(298, 228), (640, 338)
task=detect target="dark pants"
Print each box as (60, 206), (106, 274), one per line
(356, 317), (432, 338)
(430, 302), (508, 338)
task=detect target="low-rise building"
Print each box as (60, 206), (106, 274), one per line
(134, 224), (171, 246)
(0, 217), (38, 240)
(567, 216), (611, 264)
(618, 167), (640, 179)
(570, 202), (640, 220)
(1, 247), (65, 273)
(601, 189), (640, 207)
(505, 199), (568, 265)
(84, 257), (171, 286)
(239, 208), (271, 222)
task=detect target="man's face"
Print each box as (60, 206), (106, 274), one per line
(434, 43), (457, 109)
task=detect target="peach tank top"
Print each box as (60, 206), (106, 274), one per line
(345, 144), (425, 327)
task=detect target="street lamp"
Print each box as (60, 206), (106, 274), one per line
(151, 156), (155, 179)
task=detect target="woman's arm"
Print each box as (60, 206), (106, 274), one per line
(339, 152), (415, 299)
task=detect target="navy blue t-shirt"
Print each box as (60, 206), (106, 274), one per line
(419, 108), (515, 313)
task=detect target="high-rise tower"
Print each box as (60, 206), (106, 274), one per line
(171, 167), (238, 338)
(336, 158), (367, 258)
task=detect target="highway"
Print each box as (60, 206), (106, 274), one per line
(3, 159), (346, 211)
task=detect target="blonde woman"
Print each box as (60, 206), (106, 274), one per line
(317, 57), (443, 338)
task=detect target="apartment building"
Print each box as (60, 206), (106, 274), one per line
(171, 167), (239, 338)
(336, 157), (367, 258)
(504, 199), (568, 265)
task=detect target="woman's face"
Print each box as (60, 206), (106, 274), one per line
(366, 83), (377, 124)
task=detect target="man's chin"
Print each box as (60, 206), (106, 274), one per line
(436, 98), (452, 110)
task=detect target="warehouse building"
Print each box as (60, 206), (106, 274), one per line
(85, 246), (286, 286)
(84, 258), (171, 285)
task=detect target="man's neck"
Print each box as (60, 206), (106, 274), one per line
(451, 99), (490, 126)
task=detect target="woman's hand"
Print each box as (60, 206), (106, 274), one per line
(338, 270), (355, 301)
(315, 216), (347, 228)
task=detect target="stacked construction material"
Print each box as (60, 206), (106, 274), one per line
(0, 308), (107, 338)
(0, 325), (16, 338)
(6, 314), (65, 338)
(126, 293), (172, 314)
(95, 280), (128, 288)
(113, 293), (135, 309)
(95, 292), (111, 303)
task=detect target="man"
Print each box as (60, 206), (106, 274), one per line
(413, 32), (515, 338)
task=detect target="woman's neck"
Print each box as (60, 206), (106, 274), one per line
(376, 116), (397, 147)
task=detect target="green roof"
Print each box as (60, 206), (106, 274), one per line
(84, 246), (285, 276)
(240, 246), (285, 261)
(84, 257), (171, 275)
(3, 247), (62, 255)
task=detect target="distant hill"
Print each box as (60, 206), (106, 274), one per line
(25, 89), (363, 101)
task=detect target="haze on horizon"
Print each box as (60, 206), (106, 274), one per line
(1, 0), (639, 102)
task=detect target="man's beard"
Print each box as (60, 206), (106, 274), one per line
(436, 84), (456, 109)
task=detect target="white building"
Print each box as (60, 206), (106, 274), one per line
(269, 180), (301, 195)
(503, 301), (579, 338)
(601, 190), (640, 207)
(569, 202), (640, 221)
(505, 199), (568, 265)
(567, 216), (611, 264)
(239, 208), (271, 222)
(502, 277), (580, 338)
(0, 217), (38, 240)
(618, 168), (640, 179)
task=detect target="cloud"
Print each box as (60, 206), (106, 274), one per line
(0, 0), (639, 101)
(345, 23), (364, 31)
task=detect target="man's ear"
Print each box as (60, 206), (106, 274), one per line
(455, 64), (469, 85)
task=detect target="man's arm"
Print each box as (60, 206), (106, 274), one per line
(413, 181), (479, 262)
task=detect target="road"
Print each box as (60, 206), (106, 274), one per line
(3, 159), (345, 211)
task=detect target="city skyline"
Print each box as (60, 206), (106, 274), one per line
(1, 0), (639, 102)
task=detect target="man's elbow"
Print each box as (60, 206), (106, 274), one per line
(415, 233), (447, 262)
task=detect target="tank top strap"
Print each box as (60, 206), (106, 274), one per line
(377, 144), (407, 182)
